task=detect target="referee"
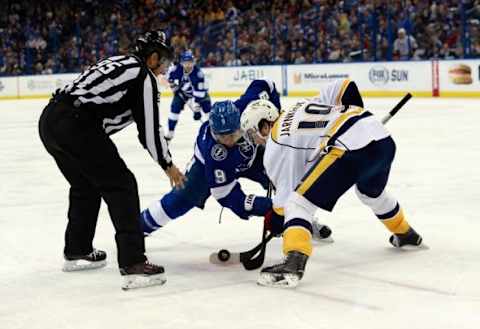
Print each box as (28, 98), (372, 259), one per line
(38, 30), (185, 289)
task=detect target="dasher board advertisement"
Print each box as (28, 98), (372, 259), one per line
(438, 60), (480, 97)
(287, 61), (431, 97)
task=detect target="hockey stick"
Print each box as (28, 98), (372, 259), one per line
(209, 185), (274, 270)
(381, 93), (412, 124)
(209, 93), (412, 269)
(239, 184), (273, 270)
(312, 92), (413, 161)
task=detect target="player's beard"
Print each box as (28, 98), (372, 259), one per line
(245, 128), (267, 146)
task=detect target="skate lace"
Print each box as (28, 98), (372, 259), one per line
(269, 255), (290, 270)
(144, 261), (159, 270)
(266, 254), (294, 272)
(89, 249), (102, 260)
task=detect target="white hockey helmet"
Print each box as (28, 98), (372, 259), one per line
(240, 99), (279, 133)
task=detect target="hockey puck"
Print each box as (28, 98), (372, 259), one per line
(218, 249), (231, 262)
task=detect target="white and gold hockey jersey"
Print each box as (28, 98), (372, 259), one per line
(264, 80), (390, 210)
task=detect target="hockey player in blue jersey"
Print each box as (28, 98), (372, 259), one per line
(140, 79), (282, 235)
(141, 100), (271, 233)
(165, 50), (211, 141)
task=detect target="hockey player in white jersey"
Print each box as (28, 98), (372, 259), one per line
(240, 79), (423, 288)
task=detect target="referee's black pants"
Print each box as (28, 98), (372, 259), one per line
(38, 96), (146, 268)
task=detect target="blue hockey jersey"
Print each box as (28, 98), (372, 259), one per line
(193, 122), (263, 218)
(167, 64), (208, 101)
(192, 79), (281, 218)
(234, 79), (281, 113)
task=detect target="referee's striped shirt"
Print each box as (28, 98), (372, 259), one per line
(60, 55), (172, 169)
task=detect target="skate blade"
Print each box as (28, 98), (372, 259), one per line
(400, 242), (430, 250)
(209, 252), (241, 266)
(121, 273), (166, 291)
(313, 235), (334, 243)
(62, 259), (107, 272)
(391, 241), (430, 251)
(418, 242), (429, 250)
(257, 273), (299, 288)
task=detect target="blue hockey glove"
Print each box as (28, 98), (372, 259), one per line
(244, 194), (272, 217)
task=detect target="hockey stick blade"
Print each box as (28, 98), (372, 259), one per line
(241, 224), (335, 270)
(210, 232), (337, 267)
(381, 92), (412, 124)
(210, 185), (273, 270)
(209, 234), (275, 268)
(238, 184), (275, 270)
(240, 233), (275, 270)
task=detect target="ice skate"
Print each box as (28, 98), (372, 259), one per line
(257, 251), (308, 288)
(120, 260), (166, 290)
(389, 227), (428, 249)
(63, 249), (107, 272)
(312, 219), (334, 243)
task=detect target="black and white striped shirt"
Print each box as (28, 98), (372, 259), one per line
(60, 55), (172, 169)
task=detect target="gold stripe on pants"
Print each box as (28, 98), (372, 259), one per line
(297, 148), (345, 196)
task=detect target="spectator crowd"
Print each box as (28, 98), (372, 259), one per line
(1, 0), (480, 76)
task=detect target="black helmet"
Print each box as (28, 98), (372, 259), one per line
(134, 30), (173, 61)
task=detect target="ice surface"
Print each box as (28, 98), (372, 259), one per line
(1, 96), (479, 329)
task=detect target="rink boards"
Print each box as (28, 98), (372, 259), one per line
(1, 59), (479, 100)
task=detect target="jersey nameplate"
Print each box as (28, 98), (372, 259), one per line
(280, 101), (305, 137)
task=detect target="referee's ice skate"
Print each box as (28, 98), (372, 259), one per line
(120, 261), (166, 290)
(62, 249), (107, 272)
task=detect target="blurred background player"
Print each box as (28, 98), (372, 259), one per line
(139, 79), (281, 238)
(165, 49), (211, 141)
(241, 79), (424, 288)
(38, 30), (186, 290)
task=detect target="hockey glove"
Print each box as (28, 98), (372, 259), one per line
(264, 209), (285, 236)
(244, 194), (272, 217)
(169, 79), (180, 92)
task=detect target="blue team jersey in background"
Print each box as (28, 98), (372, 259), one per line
(234, 79), (281, 112)
(167, 64), (208, 100)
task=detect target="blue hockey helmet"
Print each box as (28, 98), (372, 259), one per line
(180, 50), (194, 62)
(209, 101), (240, 135)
